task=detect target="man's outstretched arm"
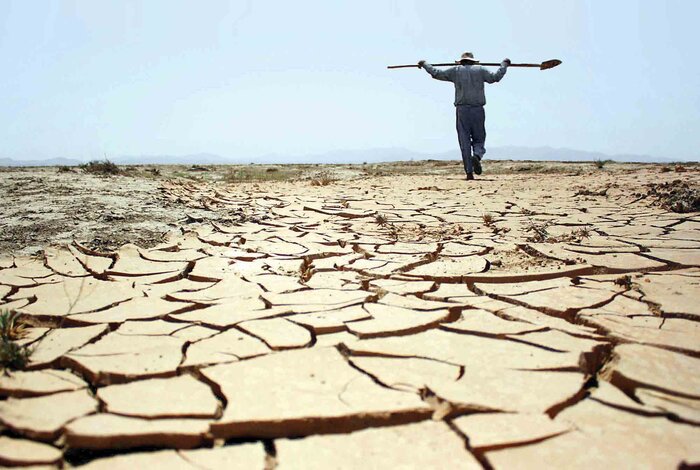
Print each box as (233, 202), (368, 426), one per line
(482, 58), (511, 84)
(418, 60), (457, 82)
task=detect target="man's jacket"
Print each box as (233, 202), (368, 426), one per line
(422, 62), (508, 106)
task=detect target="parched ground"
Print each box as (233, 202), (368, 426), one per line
(0, 161), (699, 468)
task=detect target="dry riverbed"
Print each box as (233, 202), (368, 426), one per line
(0, 159), (699, 468)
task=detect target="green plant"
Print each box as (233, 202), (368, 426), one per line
(0, 310), (31, 372)
(0, 310), (28, 341)
(0, 340), (31, 371)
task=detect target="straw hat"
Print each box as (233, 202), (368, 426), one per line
(456, 52), (479, 64)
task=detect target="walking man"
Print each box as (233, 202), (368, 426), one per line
(419, 52), (510, 180)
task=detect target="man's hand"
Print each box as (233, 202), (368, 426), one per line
(418, 60), (426, 69)
(502, 58), (511, 66)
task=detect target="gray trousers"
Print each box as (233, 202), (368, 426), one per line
(456, 105), (486, 174)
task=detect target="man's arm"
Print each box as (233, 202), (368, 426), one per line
(482, 58), (511, 84)
(418, 60), (457, 82)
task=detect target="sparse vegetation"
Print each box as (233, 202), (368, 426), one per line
(0, 341), (32, 372)
(172, 170), (204, 181)
(556, 227), (591, 243)
(525, 221), (550, 243)
(57, 165), (74, 173)
(515, 164), (545, 172)
(224, 167), (301, 183)
(482, 213), (494, 226)
(310, 172), (335, 186)
(615, 275), (633, 288)
(594, 159), (612, 169)
(375, 213), (388, 226)
(0, 310), (28, 341)
(0, 310), (32, 373)
(574, 187), (609, 197)
(80, 159), (121, 175)
(188, 165), (210, 172)
(525, 222), (591, 243)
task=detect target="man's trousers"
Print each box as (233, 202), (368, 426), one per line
(456, 105), (486, 175)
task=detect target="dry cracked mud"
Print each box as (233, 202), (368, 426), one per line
(0, 162), (699, 468)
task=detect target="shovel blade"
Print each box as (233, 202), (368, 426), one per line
(540, 59), (562, 70)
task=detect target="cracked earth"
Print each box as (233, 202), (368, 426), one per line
(0, 164), (699, 468)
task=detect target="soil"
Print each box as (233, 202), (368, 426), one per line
(1, 161), (697, 256)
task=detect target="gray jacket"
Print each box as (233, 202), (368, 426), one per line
(423, 62), (508, 106)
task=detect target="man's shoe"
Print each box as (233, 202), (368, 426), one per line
(471, 156), (482, 175)
(466, 173), (475, 181)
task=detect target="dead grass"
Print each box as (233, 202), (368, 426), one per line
(310, 172), (336, 186)
(525, 221), (550, 243)
(554, 227), (592, 243)
(615, 275), (633, 288)
(375, 213), (388, 226)
(525, 222), (591, 243)
(482, 213), (495, 226)
(225, 166), (301, 183)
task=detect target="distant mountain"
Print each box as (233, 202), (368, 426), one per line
(256, 148), (430, 164)
(0, 157), (81, 167)
(0, 146), (693, 167)
(255, 146), (685, 164)
(113, 153), (238, 165)
(483, 146), (674, 163)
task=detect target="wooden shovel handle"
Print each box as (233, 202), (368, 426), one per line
(387, 59), (561, 70)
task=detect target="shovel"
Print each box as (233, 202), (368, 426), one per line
(387, 59), (562, 70)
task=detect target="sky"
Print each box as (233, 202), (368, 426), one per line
(0, 0), (698, 162)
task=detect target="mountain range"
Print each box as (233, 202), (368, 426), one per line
(0, 146), (692, 167)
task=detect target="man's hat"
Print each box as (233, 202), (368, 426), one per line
(456, 52), (479, 63)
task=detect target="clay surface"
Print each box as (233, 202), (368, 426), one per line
(1, 163), (698, 467)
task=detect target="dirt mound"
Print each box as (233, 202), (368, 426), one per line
(644, 179), (700, 213)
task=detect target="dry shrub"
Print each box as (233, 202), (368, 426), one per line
(310, 173), (335, 186)
(643, 180), (700, 213)
(80, 160), (121, 175)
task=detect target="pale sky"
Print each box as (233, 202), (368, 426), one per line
(1, 0), (698, 161)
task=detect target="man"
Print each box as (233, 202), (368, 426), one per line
(419, 52), (510, 180)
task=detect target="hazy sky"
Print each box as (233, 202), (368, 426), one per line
(1, 1), (698, 161)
